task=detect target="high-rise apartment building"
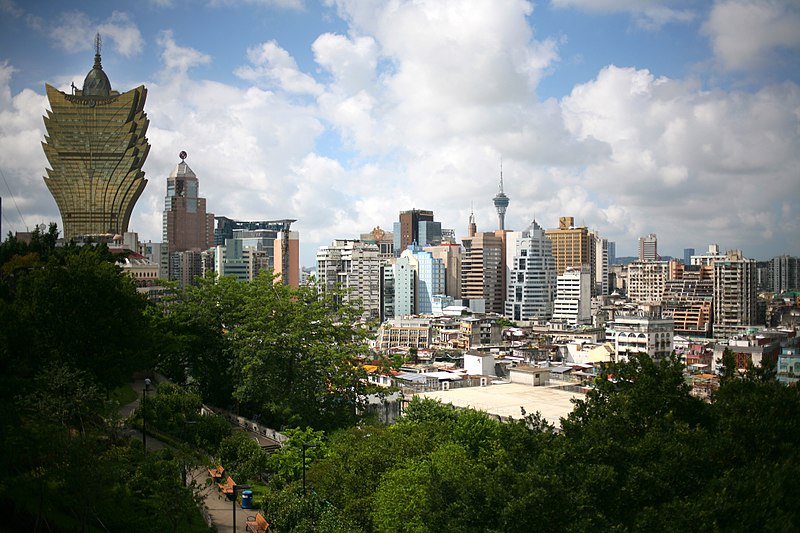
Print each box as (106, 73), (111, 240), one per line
(462, 214), (505, 315)
(505, 220), (556, 322)
(638, 233), (658, 261)
(626, 261), (670, 304)
(713, 250), (758, 339)
(770, 255), (799, 293)
(316, 240), (382, 320)
(552, 267), (592, 325)
(162, 154), (215, 283)
(42, 36), (150, 239)
(591, 230), (609, 296)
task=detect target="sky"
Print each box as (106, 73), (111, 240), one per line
(0, 0), (798, 267)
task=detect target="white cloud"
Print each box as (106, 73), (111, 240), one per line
(48, 10), (144, 57)
(703, 0), (800, 71)
(50, 11), (94, 53)
(560, 65), (800, 255)
(0, 63), (54, 233)
(550, 0), (696, 30)
(98, 12), (144, 57)
(156, 31), (212, 75)
(235, 41), (323, 95)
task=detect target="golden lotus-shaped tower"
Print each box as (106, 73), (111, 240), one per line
(42, 34), (149, 239)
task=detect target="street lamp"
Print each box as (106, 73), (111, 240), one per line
(302, 443), (318, 495)
(231, 483), (251, 533)
(142, 378), (151, 451)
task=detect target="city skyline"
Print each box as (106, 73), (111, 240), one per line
(1, 0), (798, 267)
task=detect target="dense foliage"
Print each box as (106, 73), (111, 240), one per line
(262, 354), (800, 532)
(158, 271), (376, 431)
(0, 227), (209, 532)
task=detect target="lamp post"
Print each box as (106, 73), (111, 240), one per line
(302, 443), (318, 495)
(232, 483), (251, 533)
(142, 378), (151, 451)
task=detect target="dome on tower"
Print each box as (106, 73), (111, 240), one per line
(82, 34), (112, 97)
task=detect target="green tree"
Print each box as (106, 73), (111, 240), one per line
(228, 272), (374, 430)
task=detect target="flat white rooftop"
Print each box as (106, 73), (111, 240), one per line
(415, 383), (585, 427)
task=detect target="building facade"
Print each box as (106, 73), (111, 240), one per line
(462, 214), (505, 315)
(713, 250), (758, 339)
(552, 267), (592, 325)
(42, 37), (150, 239)
(162, 155), (215, 283)
(505, 220), (556, 322)
(638, 233), (658, 261)
(626, 260), (670, 304)
(316, 239), (382, 320)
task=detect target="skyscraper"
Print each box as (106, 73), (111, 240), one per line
(42, 35), (150, 239)
(393, 209), (440, 255)
(462, 215), (505, 315)
(545, 217), (593, 277)
(638, 233), (658, 261)
(505, 220), (556, 322)
(492, 163), (510, 231)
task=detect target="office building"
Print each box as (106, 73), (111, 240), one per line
(42, 36), (150, 239)
(462, 212), (505, 315)
(683, 248), (695, 265)
(213, 217), (297, 285)
(424, 243), (462, 299)
(638, 233), (658, 261)
(545, 217), (594, 281)
(402, 245), (445, 315)
(162, 153), (215, 283)
(393, 209), (441, 254)
(505, 220), (556, 322)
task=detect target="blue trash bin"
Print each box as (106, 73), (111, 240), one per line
(241, 490), (253, 509)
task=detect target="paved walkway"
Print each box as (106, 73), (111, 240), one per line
(119, 379), (256, 532)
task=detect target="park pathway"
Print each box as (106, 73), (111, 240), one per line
(120, 379), (254, 532)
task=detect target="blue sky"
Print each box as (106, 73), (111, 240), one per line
(1, 0), (798, 266)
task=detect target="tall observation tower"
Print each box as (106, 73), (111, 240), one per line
(41, 33), (150, 239)
(492, 162), (510, 230)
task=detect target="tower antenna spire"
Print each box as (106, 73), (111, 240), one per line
(95, 33), (101, 56)
(500, 157), (504, 193)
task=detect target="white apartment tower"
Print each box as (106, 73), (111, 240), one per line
(713, 250), (758, 339)
(505, 220), (557, 323)
(553, 267), (592, 325)
(316, 239), (382, 320)
(626, 260), (670, 304)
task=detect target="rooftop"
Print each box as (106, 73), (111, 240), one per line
(415, 382), (584, 427)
